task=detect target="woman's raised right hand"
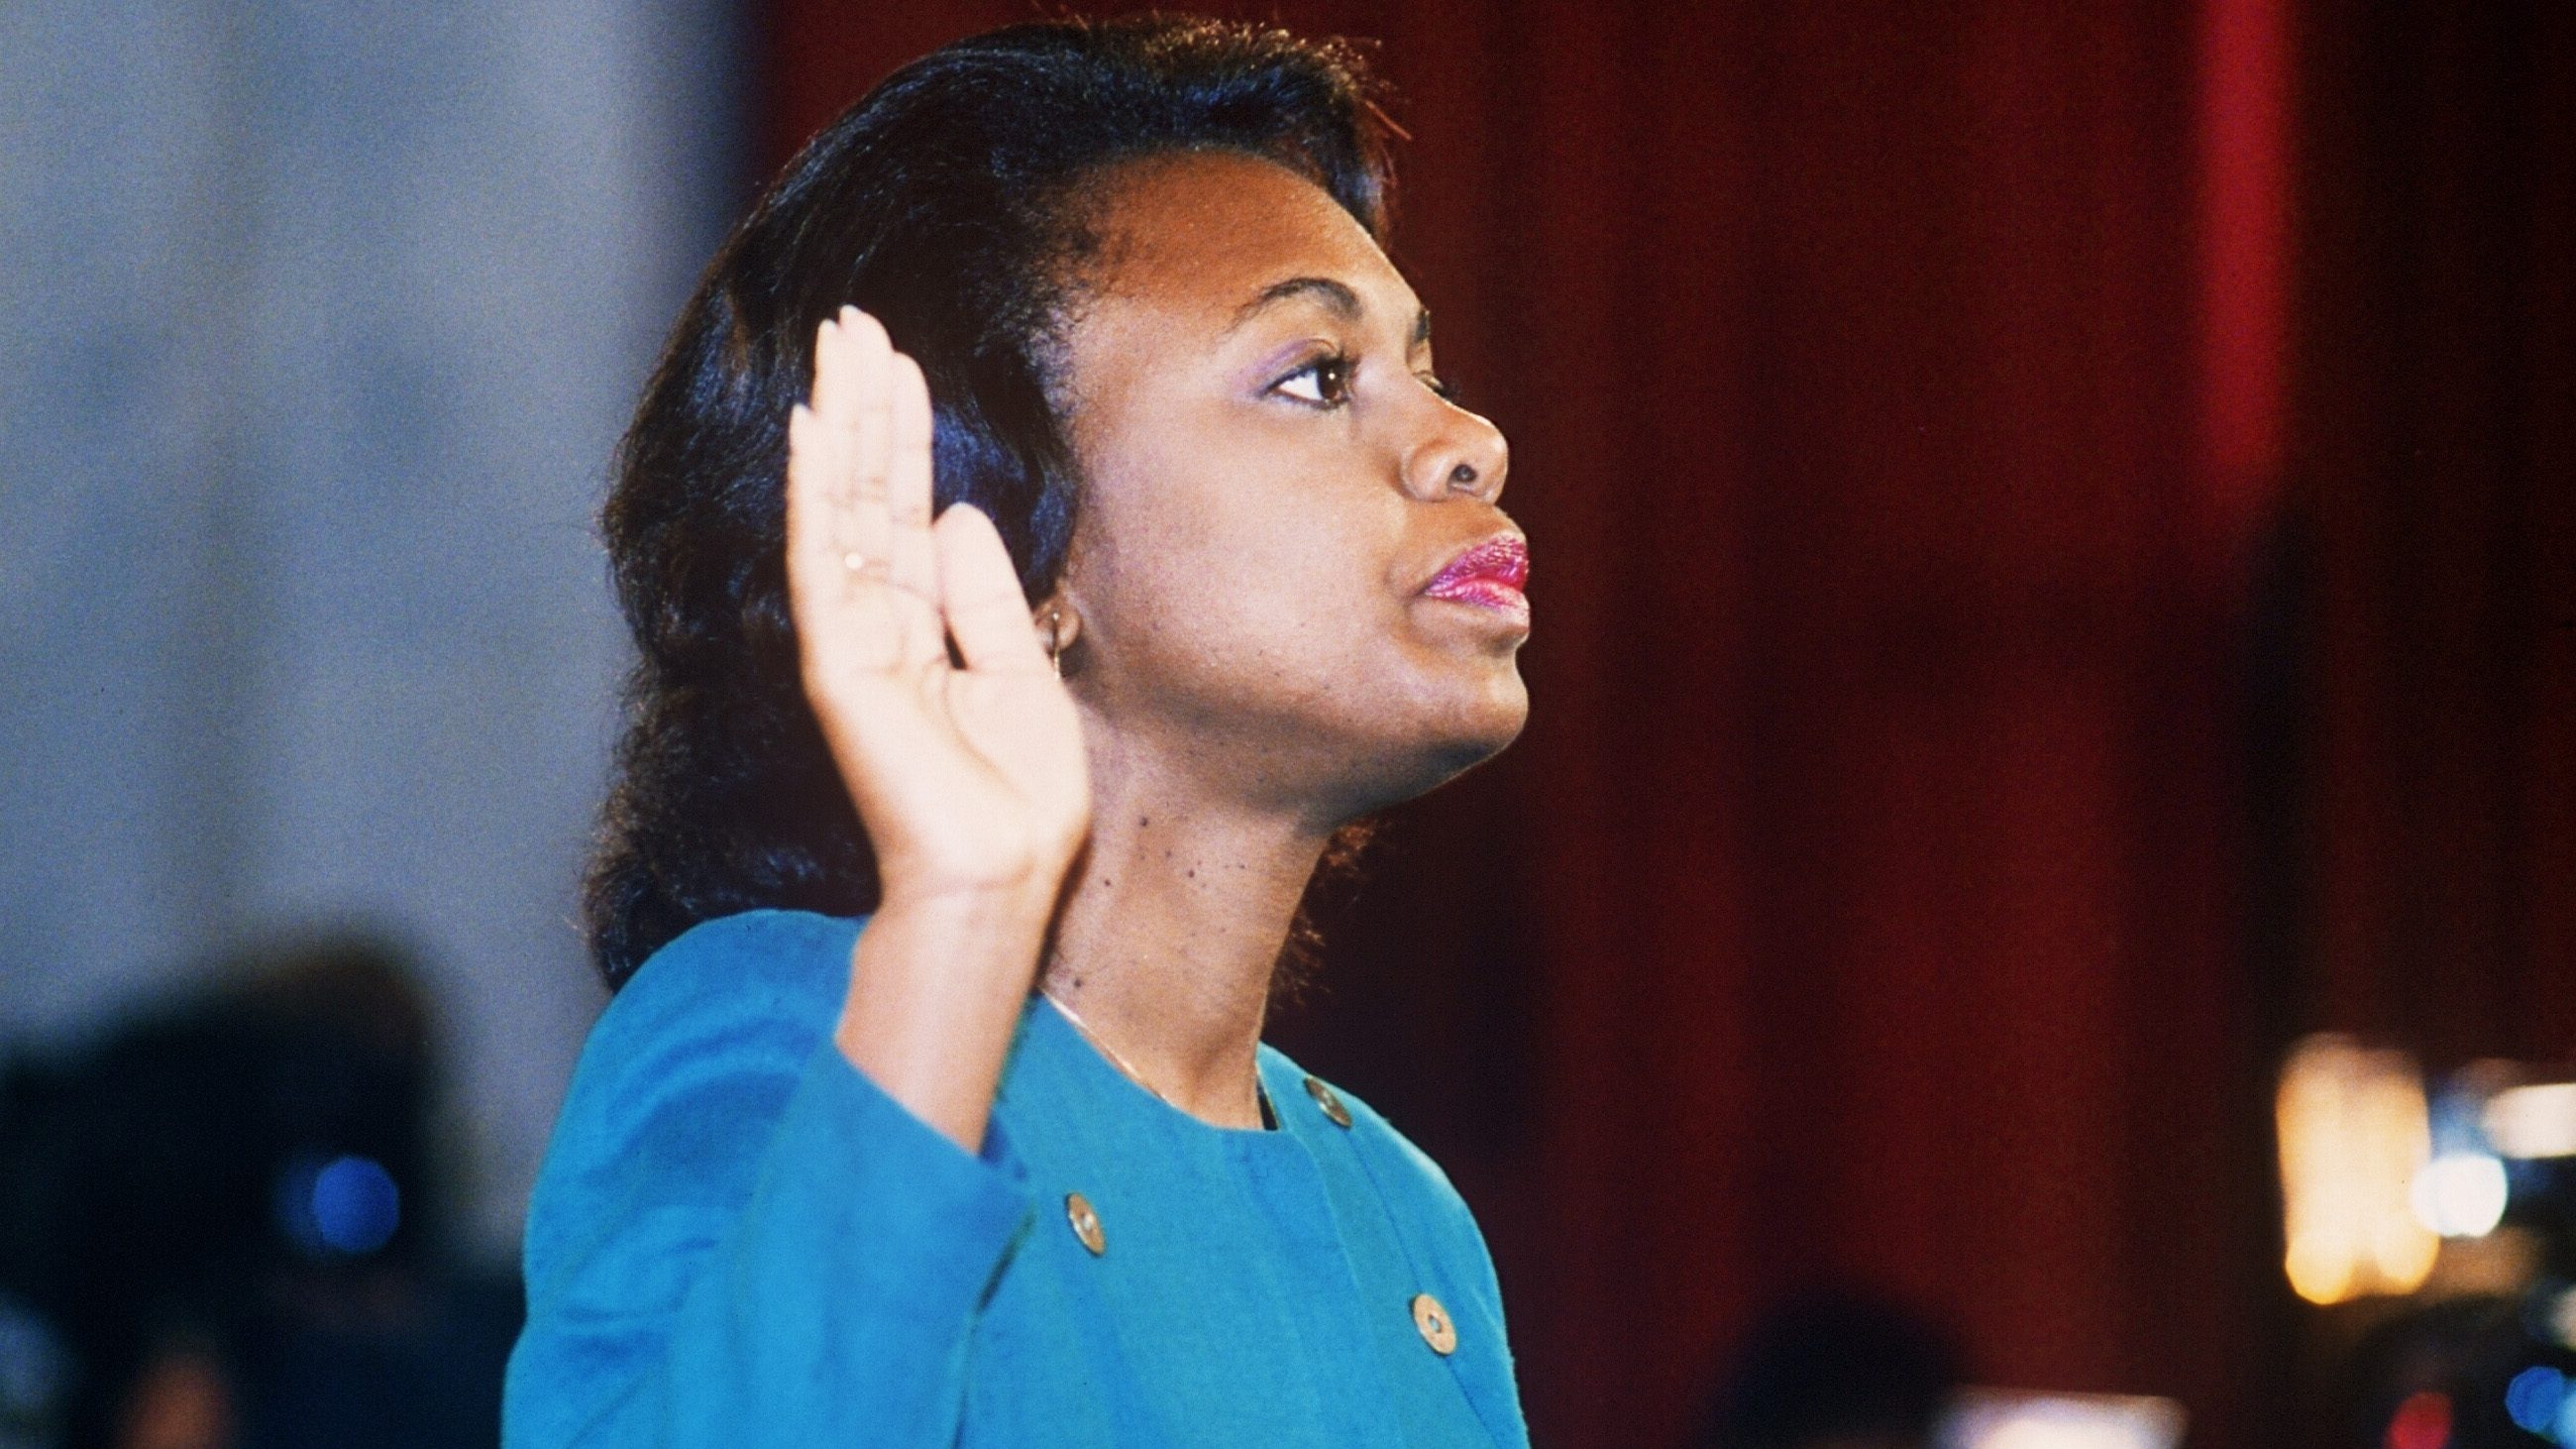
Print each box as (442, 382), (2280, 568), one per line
(785, 307), (1091, 912)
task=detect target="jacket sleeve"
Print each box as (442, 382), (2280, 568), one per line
(502, 911), (1035, 1448)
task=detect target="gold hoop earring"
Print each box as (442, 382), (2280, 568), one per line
(1044, 610), (1062, 679)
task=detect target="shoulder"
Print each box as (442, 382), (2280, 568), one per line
(1259, 1046), (1514, 1344)
(1258, 1044), (1483, 1251)
(542, 910), (861, 1194)
(524, 911), (862, 1286)
(568, 906), (863, 1128)
(605, 908), (862, 1037)
(579, 909), (863, 1082)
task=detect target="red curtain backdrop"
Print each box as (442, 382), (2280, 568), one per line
(2287, 1), (2576, 1074)
(759, 4), (2569, 1446)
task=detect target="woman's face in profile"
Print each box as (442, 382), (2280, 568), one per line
(1053, 151), (1528, 815)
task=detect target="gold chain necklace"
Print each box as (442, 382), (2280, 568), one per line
(1039, 990), (1271, 1129)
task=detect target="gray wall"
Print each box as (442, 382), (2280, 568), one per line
(1, 0), (744, 1264)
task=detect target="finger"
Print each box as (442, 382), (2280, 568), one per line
(786, 403), (891, 671)
(785, 399), (826, 604)
(818, 306), (891, 572)
(883, 352), (938, 602)
(788, 322), (913, 675)
(839, 306), (901, 572)
(936, 504), (1052, 675)
(787, 319), (851, 603)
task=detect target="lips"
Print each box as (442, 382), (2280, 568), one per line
(1421, 534), (1531, 620)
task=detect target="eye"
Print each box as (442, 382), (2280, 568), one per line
(1419, 371), (1459, 404)
(1273, 351), (1353, 407)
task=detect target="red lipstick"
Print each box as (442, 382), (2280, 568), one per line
(1421, 534), (1531, 624)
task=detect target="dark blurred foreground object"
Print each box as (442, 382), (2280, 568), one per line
(0, 932), (519, 1449)
(1696, 1290), (1964, 1449)
(2338, 1294), (2576, 1449)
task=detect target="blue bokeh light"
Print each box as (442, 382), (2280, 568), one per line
(277, 1153), (402, 1257)
(2506, 1365), (2566, 1441)
(310, 1155), (401, 1255)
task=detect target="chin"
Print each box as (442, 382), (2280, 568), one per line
(1455, 667), (1531, 754)
(1349, 668), (1530, 809)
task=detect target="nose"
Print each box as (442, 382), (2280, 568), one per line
(1401, 399), (1509, 504)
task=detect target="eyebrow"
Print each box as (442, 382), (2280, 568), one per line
(1229, 276), (1434, 350)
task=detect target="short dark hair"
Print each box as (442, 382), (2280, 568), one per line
(586, 16), (1396, 988)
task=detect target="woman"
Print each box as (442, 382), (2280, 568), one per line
(504, 16), (1531, 1446)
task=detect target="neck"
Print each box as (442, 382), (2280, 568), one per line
(1039, 750), (1337, 1129)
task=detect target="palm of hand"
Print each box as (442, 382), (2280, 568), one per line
(785, 308), (1090, 901)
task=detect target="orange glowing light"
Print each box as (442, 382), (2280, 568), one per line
(2276, 1035), (2439, 1304)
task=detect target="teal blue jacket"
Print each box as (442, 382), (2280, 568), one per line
(502, 909), (1529, 1446)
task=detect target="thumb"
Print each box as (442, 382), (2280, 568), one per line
(936, 505), (1051, 675)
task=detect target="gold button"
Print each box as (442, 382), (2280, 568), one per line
(1064, 1191), (1106, 1256)
(1410, 1291), (1457, 1355)
(1304, 1075), (1352, 1129)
